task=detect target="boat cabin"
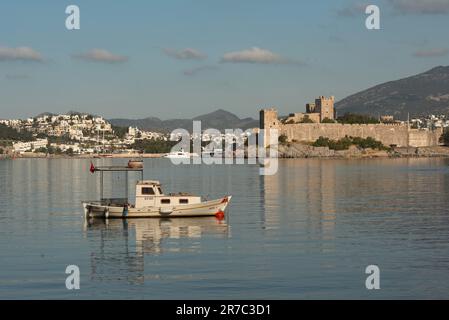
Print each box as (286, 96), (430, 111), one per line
(135, 180), (201, 208)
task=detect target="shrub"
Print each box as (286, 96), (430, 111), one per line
(440, 130), (449, 146)
(322, 118), (335, 123)
(65, 148), (74, 156)
(278, 134), (288, 144)
(34, 147), (48, 153)
(312, 136), (387, 151)
(300, 115), (314, 123)
(131, 138), (178, 153)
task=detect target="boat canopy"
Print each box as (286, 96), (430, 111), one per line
(90, 165), (144, 201)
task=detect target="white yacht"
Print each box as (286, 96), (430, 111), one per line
(163, 148), (199, 159)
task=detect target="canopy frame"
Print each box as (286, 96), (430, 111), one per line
(93, 166), (144, 201)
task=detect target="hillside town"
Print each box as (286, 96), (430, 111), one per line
(0, 113), (167, 156)
(0, 112), (255, 157)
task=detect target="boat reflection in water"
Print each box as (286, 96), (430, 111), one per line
(84, 217), (229, 284)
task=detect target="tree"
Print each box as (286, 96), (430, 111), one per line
(34, 147), (48, 154)
(0, 148), (3, 155)
(112, 125), (128, 139)
(322, 118), (335, 123)
(337, 113), (379, 124)
(47, 145), (56, 154)
(312, 135), (387, 151)
(0, 124), (34, 141)
(131, 138), (177, 153)
(278, 134), (288, 144)
(440, 130), (449, 146)
(65, 148), (74, 156)
(300, 115), (314, 123)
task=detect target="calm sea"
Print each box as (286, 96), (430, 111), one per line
(1, 158), (449, 299)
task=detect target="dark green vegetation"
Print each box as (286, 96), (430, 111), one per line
(34, 146), (74, 156)
(337, 113), (380, 124)
(131, 139), (178, 153)
(112, 125), (128, 139)
(0, 124), (34, 142)
(299, 115), (314, 123)
(440, 130), (449, 146)
(322, 118), (336, 123)
(278, 134), (288, 144)
(312, 136), (388, 151)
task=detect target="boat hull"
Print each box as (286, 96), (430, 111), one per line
(83, 196), (231, 219)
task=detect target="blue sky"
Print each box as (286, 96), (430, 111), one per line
(1, 0), (448, 120)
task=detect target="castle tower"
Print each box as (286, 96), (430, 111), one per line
(315, 96), (335, 121)
(260, 108), (279, 148)
(306, 103), (316, 113)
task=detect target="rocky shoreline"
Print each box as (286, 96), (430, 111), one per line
(278, 143), (449, 159)
(0, 152), (165, 160)
(2, 145), (449, 160)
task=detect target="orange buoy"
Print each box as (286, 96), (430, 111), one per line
(215, 210), (225, 220)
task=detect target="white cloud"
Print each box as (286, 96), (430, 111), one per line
(220, 47), (289, 64)
(163, 48), (207, 60)
(388, 0), (449, 14)
(72, 49), (128, 63)
(0, 46), (43, 62)
(413, 48), (449, 57)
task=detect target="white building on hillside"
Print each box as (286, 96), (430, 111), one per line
(13, 139), (48, 153)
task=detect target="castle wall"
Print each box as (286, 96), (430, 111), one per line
(260, 108), (442, 148)
(408, 128), (442, 147)
(279, 123), (409, 147)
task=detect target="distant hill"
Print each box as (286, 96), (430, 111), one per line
(109, 109), (259, 132)
(335, 66), (449, 120)
(35, 111), (97, 118)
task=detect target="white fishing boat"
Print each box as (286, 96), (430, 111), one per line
(82, 163), (231, 219)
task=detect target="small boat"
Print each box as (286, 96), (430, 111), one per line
(128, 159), (143, 169)
(82, 164), (231, 219)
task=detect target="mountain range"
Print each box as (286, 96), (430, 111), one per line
(109, 109), (259, 132)
(34, 65), (449, 130)
(335, 66), (449, 120)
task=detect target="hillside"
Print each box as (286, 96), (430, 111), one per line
(335, 66), (449, 120)
(109, 109), (259, 132)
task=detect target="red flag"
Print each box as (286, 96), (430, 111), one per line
(90, 162), (95, 173)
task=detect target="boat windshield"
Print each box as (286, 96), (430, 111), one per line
(158, 187), (163, 195)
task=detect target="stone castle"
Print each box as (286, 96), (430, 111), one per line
(280, 96), (336, 124)
(260, 96), (442, 148)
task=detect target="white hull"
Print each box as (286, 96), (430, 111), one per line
(163, 152), (199, 159)
(83, 196), (231, 219)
